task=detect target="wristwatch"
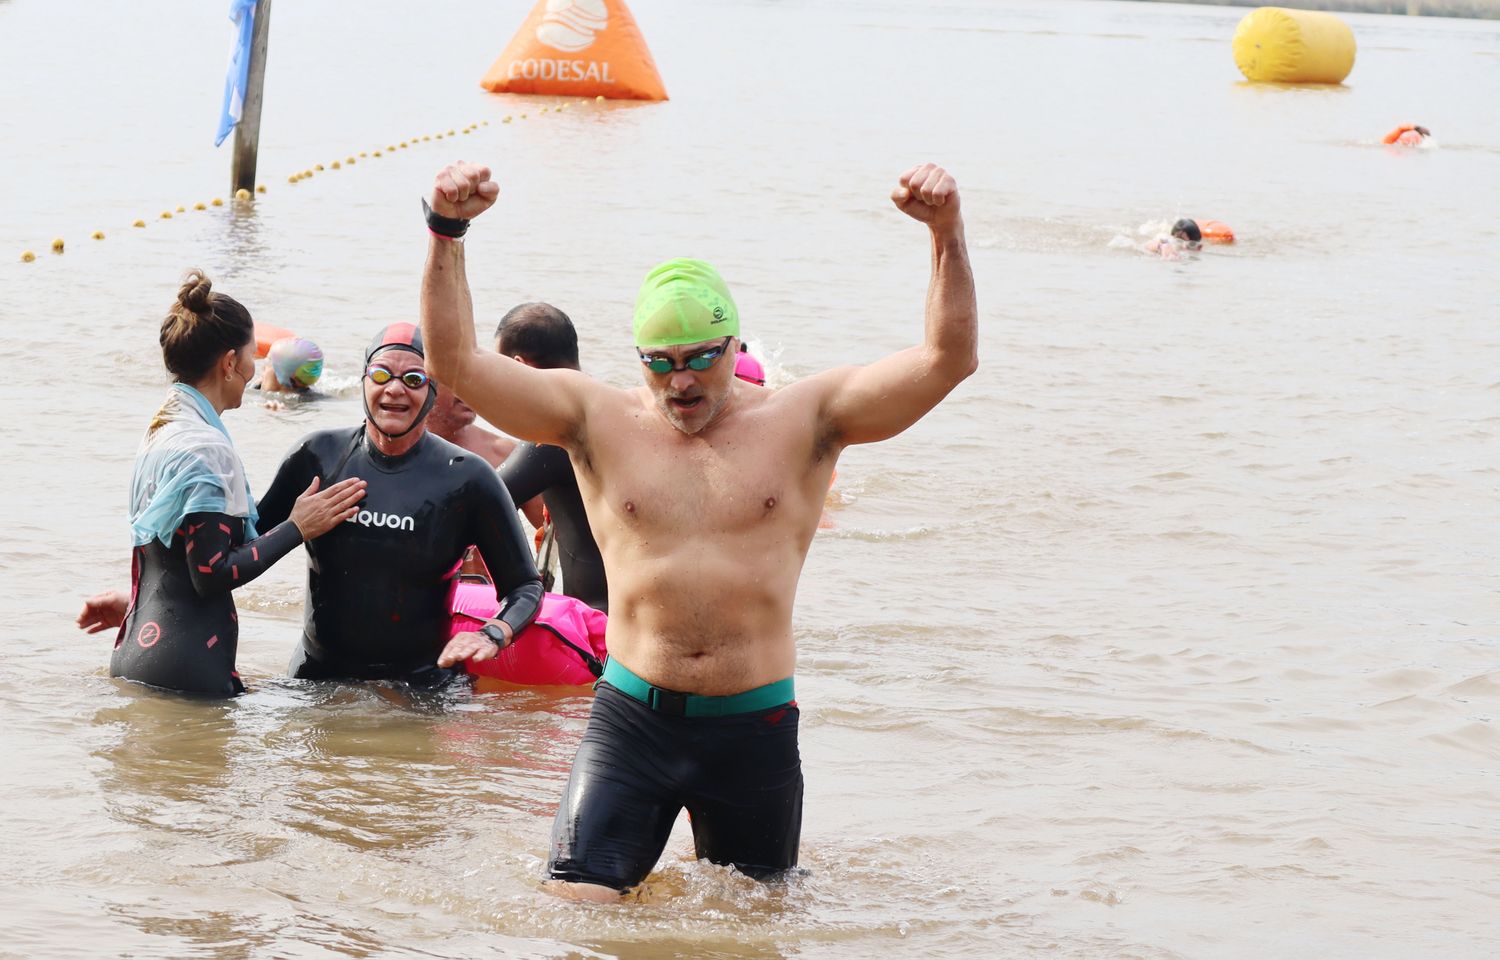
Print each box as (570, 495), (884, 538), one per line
(480, 620), (510, 649)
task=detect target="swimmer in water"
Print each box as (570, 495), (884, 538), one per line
(1143, 218), (1203, 260)
(421, 159), (976, 897)
(493, 303), (608, 612)
(76, 270), (366, 696)
(259, 336), (324, 393)
(255, 322), (544, 684)
(1383, 124), (1431, 147)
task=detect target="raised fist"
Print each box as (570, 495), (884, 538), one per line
(890, 163), (961, 230)
(431, 161), (500, 220)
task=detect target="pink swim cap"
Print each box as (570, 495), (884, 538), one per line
(734, 348), (766, 385)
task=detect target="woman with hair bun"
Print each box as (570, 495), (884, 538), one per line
(77, 269), (366, 696)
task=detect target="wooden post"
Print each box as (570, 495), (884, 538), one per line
(231, 0), (273, 194)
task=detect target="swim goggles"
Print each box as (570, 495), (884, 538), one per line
(636, 336), (732, 375)
(365, 364), (431, 390)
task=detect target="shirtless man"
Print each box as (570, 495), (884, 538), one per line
(420, 160), (977, 898)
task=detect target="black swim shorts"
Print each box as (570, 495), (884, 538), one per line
(546, 680), (803, 890)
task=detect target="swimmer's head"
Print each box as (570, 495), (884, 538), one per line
(1170, 219), (1203, 249)
(161, 268), (256, 405)
(267, 337), (324, 390)
(734, 344), (766, 386)
(633, 259), (739, 349)
(365, 322), (424, 363)
(362, 322), (435, 441)
(495, 302), (580, 370)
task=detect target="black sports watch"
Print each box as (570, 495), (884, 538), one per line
(480, 621), (510, 649)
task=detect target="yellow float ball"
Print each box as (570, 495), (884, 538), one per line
(257, 184), (266, 193)
(595, 95), (604, 101)
(289, 175), (299, 184)
(234, 188), (251, 201)
(211, 198), (224, 206)
(503, 116), (512, 123)
(20, 250), (35, 262)
(346, 156), (356, 164)
(92, 230), (105, 240)
(422, 135), (431, 142)
(194, 202), (206, 210)
(161, 211), (173, 219)
(1233, 7), (1356, 84)
(373, 150), (383, 157)
(51, 238), (65, 252)
(175, 205), (186, 213)
(133, 219), (146, 228)
(447, 129), (456, 136)
(332, 160), (342, 169)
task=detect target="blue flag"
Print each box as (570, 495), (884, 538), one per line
(215, 0), (258, 147)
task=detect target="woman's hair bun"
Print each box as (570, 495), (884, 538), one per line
(176, 268), (214, 316)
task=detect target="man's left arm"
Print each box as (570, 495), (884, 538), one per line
(818, 163), (978, 447)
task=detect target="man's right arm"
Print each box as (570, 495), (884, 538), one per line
(420, 161), (592, 449)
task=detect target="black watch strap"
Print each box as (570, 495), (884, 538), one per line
(481, 621), (509, 648)
(422, 197), (470, 239)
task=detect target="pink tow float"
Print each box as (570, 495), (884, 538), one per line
(450, 582), (608, 686)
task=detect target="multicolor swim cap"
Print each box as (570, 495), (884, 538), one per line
(633, 258), (739, 348)
(267, 337), (324, 389)
(365, 322), (424, 362)
(734, 346), (766, 385)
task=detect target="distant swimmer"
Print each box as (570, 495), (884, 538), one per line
(76, 270), (365, 697)
(259, 336), (324, 393)
(421, 159), (976, 897)
(256, 323), (544, 684)
(1140, 218), (1201, 260)
(493, 302), (608, 612)
(1383, 124), (1431, 147)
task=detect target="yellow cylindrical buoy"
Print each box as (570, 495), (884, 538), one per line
(1233, 7), (1356, 84)
(51, 238), (65, 252)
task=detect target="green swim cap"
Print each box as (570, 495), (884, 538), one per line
(633, 258), (739, 348)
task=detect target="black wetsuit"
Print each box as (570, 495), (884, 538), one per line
(499, 442), (608, 612)
(257, 426), (543, 683)
(112, 514), (303, 697)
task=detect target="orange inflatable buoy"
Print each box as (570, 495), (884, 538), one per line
(1382, 124), (1428, 146)
(1199, 219), (1236, 244)
(480, 0), (667, 101)
(254, 323), (296, 358)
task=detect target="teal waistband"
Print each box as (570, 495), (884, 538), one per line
(601, 658), (795, 718)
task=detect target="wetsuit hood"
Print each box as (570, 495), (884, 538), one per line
(363, 322), (436, 440)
